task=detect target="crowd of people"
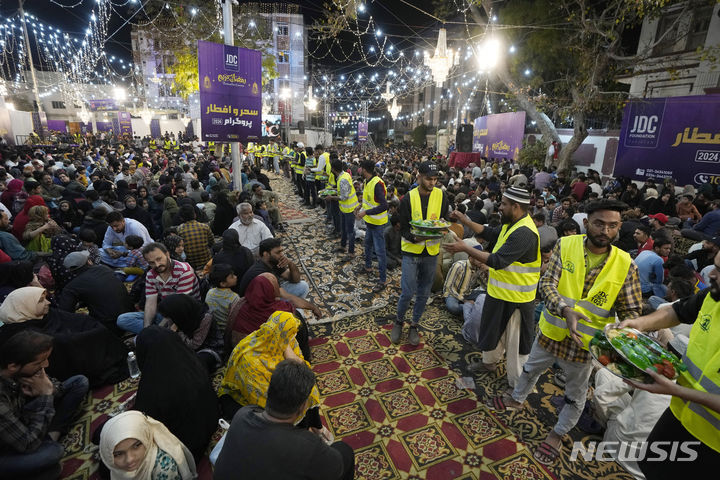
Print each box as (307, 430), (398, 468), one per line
(0, 132), (719, 479)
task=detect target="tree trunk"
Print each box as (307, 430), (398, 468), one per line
(557, 107), (588, 171)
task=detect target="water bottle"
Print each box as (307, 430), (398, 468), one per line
(127, 352), (140, 379)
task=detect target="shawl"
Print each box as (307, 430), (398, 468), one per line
(0, 286), (46, 324)
(232, 274), (294, 336)
(11, 195), (46, 240)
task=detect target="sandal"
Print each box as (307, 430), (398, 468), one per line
(534, 440), (561, 465)
(486, 394), (523, 412)
(467, 360), (497, 373)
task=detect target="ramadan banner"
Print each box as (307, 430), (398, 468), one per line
(472, 112), (526, 159)
(89, 99), (117, 112)
(358, 122), (368, 142)
(614, 95), (720, 186)
(118, 111), (133, 136)
(198, 40), (262, 142)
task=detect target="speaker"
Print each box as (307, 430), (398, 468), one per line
(298, 121), (305, 134)
(456, 123), (473, 152)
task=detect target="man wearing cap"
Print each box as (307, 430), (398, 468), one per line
(485, 199), (642, 466)
(57, 251), (133, 333)
(648, 213), (668, 232)
(356, 159), (389, 286)
(618, 248), (720, 476)
(444, 186), (541, 386)
(391, 161), (450, 346)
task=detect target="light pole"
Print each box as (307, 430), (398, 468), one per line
(280, 88), (292, 144)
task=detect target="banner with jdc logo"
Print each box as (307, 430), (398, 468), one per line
(614, 95), (720, 186)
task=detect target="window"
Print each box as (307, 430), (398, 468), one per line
(51, 101), (66, 109)
(687, 7), (713, 51)
(277, 23), (289, 36)
(653, 13), (681, 56)
(278, 79), (290, 91)
(278, 51), (290, 63)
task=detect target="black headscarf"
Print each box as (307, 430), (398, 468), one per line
(212, 191), (235, 235)
(157, 294), (206, 337)
(134, 326), (219, 460)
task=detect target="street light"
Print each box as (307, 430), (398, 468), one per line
(477, 37), (501, 71)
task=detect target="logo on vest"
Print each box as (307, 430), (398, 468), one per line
(590, 291), (608, 307)
(699, 314), (711, 332)
(563, 261), (575, 273)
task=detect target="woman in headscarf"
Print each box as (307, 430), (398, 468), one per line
(133, 326), (219, 460)
(161, 196), (179, 233)
(53, 199), (83, 232)
(123, 194), (155, 239)
(23, 205), (63, 252)
(211, 191), (235, 236)
(0, 178), (23, 215)
(115, 179), (131, 201)
(11, 195), (46, 240)
(45, 234), (84, 292)
(156, 294), (224, 374)
(0, 287), (129, 386)
(162, 233), (186, 262)
(210, 229), (254, 286)
(218, 309), (323, 430)
(99, 410), (197, 480)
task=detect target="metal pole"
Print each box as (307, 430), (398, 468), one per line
(222, 0), (242, 190)
(18, 0), (43, 119)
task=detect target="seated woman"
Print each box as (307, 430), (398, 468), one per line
(99, 410), (197, 480)
(0, 287), (129, 386)
(229, 272), (310, 359)
(45, 234), (84, 292)
(134, 326), (219, 461)
(53, 199), (83, 233)
(23, 205), (63, 252)
(156, 294), (224, 374)
(0, 260), (42, 303)
(218, 309), (324, 437)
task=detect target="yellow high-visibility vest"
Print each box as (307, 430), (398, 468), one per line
(670, 294), (720, 453)
(362, 176), (388, 226)
(401, 187), (443, 255)
(486, 214), (541, 303)
(538, 234), (632, 350)
(294, 151), (306, 174)
(337, 171), (358, 213)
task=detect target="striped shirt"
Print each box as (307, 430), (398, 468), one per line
(442, 260), (479, 301)
(145, 260), (200, 301)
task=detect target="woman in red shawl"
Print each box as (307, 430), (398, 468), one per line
(229, 272), (311, 360)
(11, 195), (46, 241)
(0, 179), (24, 215)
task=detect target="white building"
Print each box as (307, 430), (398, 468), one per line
(619, 2), (720, 97)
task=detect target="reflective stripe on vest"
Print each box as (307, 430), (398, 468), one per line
(338, 172), (359, 213)
(295, 152), (306, 174)
(362, 176), (388, 225)
(538, 235), (632, 350)
(670, 294), (720, 453)
(486, 214), (540, 303)
(401, 187), (443, 255)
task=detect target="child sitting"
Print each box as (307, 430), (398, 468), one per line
(205, 263), (240, 332)
(123, 234), (148, 275)
(78, 228), (102, 265)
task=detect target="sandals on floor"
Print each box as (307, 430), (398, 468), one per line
(534, 440), (561, 465)
(486, 394), (523, 412)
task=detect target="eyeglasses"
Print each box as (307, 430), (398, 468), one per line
(590, 220), (620, 232)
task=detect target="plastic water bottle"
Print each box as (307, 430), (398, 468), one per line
(127, 352), (140, 379)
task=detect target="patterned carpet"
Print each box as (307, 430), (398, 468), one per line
(57, 172), (634, 479)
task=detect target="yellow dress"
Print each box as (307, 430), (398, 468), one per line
(218, 311), (320, 409)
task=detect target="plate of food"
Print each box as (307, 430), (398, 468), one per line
(318, 189), (337, 197)
(589, 331), (651, 383)
(316, 175), (329, 181)
(410, 228), (444, 239)
(604, 326), (685, 381)
(410, 219), (452, 230)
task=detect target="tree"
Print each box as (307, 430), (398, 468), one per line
(412, 124), (428, 147)
(470, 0), (702, 170)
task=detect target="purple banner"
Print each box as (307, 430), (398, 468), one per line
(358, 122), (368, 142)
(95, 121), (113, 133)
(118, 111), (132, 136)
(89, 99), (117, 112)
(150, 119), (161, 139)
(472, 112), (526, 159)
(614, 95), (720, 186)
(198, 40), (262, 142)
(111, 117), (120, 135)
(47, 119), (67, 133)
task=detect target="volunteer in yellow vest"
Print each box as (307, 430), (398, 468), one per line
(303, 147), (319, 208)
(619, 247), (720, 476)
(282, 143), (293, 178)
(321, 152), (341, 237)
(393, 161), (449, 346)
(326, 159), (358, 257)
(294, 143), (306, 199)
(481, 199), (641, 466)
(445, 186), (541, 387)
(356, 159), (389, 286)
(311, 145), (329, 191)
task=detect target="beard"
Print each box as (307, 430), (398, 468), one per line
(587, 230), (613, 248)
(710, 278), (720, 302)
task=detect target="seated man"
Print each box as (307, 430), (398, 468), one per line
(99, 211), (152, 268)
(635, 236), (672, 298)
(116, 242), (200, 334)
(0, 330), (89, 480)
(442, 250), (485, 316)
(237, 238), (321, 318)
(214, 359), (354, 480)
(228, 202), (273, 257)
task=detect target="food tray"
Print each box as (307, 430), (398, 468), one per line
(410, 219), (452, 230)
(410, 229), (444, 239)
(589, 339), (651, 383)
(605, 326), (683, 380)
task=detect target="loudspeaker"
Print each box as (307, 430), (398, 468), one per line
(456, 123), (473, 152)
(298, 121), (305, 134)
